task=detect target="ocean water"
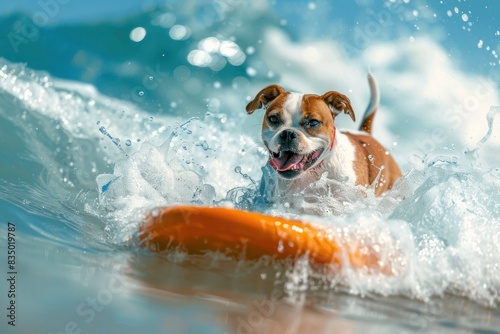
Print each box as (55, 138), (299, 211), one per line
(1, 1), (500, 333)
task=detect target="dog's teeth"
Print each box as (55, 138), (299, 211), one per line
(278, 151), (283, 158)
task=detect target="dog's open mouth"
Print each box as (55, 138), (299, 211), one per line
(268, 148), (323, 173)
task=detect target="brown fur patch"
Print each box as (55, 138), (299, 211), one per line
(246, 84), (286, 114)
(261, 92), (291, 131)
(344, 132), (402, 196)
(299, 94), (336, 139)
(321, 91), (356, 122)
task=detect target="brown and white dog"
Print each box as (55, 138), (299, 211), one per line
(246, 74), (401, 205)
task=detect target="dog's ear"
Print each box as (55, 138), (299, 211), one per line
(246, 84), (286, 114)
(321, 91), (355, 122)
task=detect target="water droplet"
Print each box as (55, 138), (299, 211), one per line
(130, 27), (147, 42)
(461, 13), (468, 22)
(138, 91), (144, 96)
(169, 24), (190, 40)
(96, 120), (100, 125)
(136, 138), (141, 142)
(234, 166), (241, 173)
(246, 67), (257, 77)
(213, 81), (221, 89)
(149, 116), (154, 122)
(125, 139), (132, 146)
(368, 154), (374, 161)
(277, 240), (284, 253)
(260, 273), (267, 280)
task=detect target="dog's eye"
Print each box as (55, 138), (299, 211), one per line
(268, 115), (280, 125)
(307, 119), (321, 128)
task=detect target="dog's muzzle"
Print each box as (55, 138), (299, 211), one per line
(267, 129), (324, 179)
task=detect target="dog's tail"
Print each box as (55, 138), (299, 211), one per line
(359, 72), (379, 134)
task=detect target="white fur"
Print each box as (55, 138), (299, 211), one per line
(283, 92), (303, 126)
(342, 129), (369, 136)
(323, 132), (358, 184)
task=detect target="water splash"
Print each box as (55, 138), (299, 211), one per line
(99, 126), (129, 158)
(463, 106), (500, 159)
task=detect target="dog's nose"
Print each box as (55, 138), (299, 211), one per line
(280, 130), (298, 142)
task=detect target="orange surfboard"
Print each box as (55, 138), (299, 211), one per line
(138, 206), (390, 272)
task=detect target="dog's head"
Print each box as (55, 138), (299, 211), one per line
(246, 84), (355, 179)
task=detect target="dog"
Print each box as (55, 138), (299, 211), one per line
(246, 74), (402, 207)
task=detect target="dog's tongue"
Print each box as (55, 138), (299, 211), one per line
(269, 151), (304, 172)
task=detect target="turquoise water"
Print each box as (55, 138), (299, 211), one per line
(1, 1), (500, 333)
